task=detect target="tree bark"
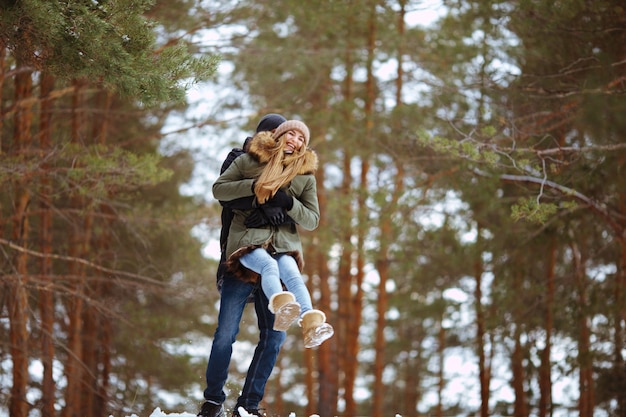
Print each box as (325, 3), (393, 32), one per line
(0, 46), (5, 151)
(79, 88), (113, 417)
(538, 238), (556, 417)
(617, 235), (626, 417)
(365, 2), (387, 416)
(38, 71), (56, 417)
(96, 218), (114, 416)
(436, 322), (445, 417)
(8, 63), (33, 417)
(511, 271), (528, 417)
(511, 323), (528, 417)
(80, 298), (97, 416)
(372, 252), (387, 417)
(336, 4), (356, 412)
(62, 80), (87, 417)
(8, 192), (31, 417)
(474, 234), (491, 417)
(572, 242), (594, 417)
(616, 183), (626, 417)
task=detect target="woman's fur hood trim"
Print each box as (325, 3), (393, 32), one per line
(248, 131), (318, 174)
(225, 245), (305, 284)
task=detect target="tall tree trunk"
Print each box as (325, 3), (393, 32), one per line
(615, 185), (626, 417)
(95, 202), (117, 415)
(8, 192), (31, 417)
(303, 349), (314, 416)
(511, 271), (528, 417)
(344, 252), (364, 417)
(0, 45), (5, 151)
(315, 233), (335, 417)
(362, 3), (385, 417)
(394, 5), (419, 415)
(80, 293), (97, 416)
(8, 64), (34, 417)
(572, 242), (594, 417)
(617, 235), (626, 417)
(436, 322), (445, 417)
(62, 226), (86, 417)
(80, 87), (113, 417)
(336, 4), (356, 414)
(76, 164), (95, 417)
(538, 237), (556, 417)
(310, 153), (336, 416)
(511, 323), (528, 417)
(62, 80), (87, 417)
(38, 71), (56, 417)
(372, 250), (387, 417)
(334, 156), (353, 416)
(474, 235), (491, 417)
(373, 156), (404, 417)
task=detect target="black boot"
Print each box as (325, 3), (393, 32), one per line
(232, 404), (264, 417)
(198, 401), (224, 417)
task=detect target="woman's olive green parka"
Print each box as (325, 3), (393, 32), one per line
(212, 131), (320, 282)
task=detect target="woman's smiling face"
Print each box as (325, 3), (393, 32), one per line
(282, 129), (305, 154)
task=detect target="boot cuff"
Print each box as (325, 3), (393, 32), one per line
(301, 309), (326, 321)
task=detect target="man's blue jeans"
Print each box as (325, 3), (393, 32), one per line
(203, 276), (286, 409)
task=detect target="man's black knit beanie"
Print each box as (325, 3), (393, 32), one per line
(255, 113), (287, 133)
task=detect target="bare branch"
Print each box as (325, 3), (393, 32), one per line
(0, 237), (165, 287)
(534, 143), (626, 156)
(475, 141), (626, 157)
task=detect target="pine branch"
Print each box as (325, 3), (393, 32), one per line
(496, 173), (625, 235)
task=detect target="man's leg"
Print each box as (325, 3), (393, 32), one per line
(235, 282), (286, 410)
(203, 277), (254, 404)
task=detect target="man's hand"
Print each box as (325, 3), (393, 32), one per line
(267, 190), (294, 210)
(244, 209), (269, 228)
(244, 205), (296, 228)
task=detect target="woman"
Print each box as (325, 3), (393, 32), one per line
(213, 119), (333, 349)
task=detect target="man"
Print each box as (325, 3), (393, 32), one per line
(198, 114), (287, 417)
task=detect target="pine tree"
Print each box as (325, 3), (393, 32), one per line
(0, 0), (218, 415)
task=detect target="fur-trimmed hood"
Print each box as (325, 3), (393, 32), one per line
(247, 131), (319, 174)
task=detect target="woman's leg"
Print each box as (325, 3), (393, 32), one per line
(276, 254), (312, 314)
(241, 249), (300, 331)
(239, 248), (282, 299)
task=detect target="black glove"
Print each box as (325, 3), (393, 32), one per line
(221, 195), (255, 210)
(267, 189), (294, 210)
(261, 205), (286, 226)
(244, 209), (269, 228)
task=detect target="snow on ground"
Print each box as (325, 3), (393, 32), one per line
(119, 411), (404, 417)
(118, 408), (314, 417)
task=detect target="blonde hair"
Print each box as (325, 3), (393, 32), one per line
(254, 136), (308, 203)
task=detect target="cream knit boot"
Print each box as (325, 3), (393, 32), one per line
(269, 291), (301, 331)
(300, 309), (334, 348)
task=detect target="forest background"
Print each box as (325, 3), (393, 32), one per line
(1, 0), (625, 417)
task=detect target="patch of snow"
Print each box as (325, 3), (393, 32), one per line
(117, 409), (359, 417)
(113, 408), (197, 417)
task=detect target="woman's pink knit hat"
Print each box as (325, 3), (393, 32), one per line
(272, 120), (310, 146)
